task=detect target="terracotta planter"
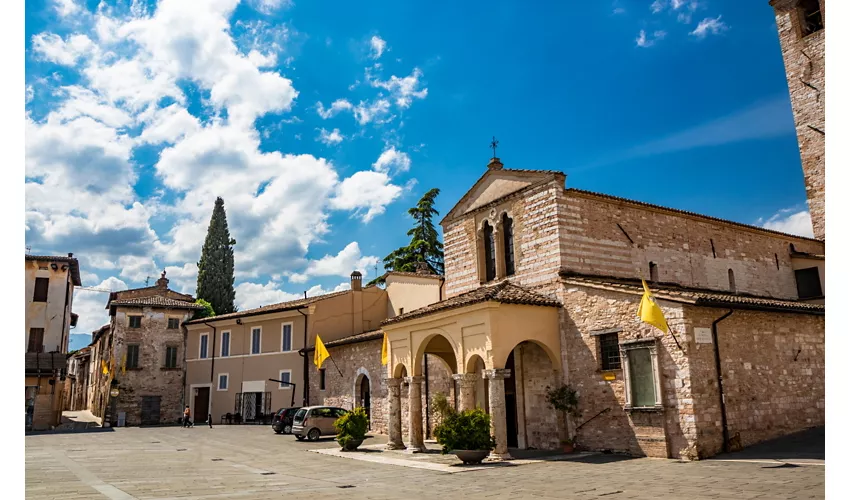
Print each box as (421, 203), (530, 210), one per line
(454, 449), (489, 465)
(561, 443), (575, 453)
(339, 438), (364, 451)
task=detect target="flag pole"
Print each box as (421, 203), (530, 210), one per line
(328, 355), (343, 377)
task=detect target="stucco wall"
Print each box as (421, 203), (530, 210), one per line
(25, 260), (74, 353)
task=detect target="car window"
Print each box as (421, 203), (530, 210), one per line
(334, 408), (348, 418)
(294, 409), (307, 421)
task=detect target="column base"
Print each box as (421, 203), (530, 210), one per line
(487, 451), (513, 461)
(385, 442), (406, 450)
(405, 445), (426, 453)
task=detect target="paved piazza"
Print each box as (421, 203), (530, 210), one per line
(26, 426), (824, 500)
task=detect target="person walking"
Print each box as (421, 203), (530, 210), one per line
(207, 413), (213, 429)
(183, 406), (192, 428)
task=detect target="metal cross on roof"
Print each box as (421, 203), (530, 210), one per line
(490, 136), (499, 158)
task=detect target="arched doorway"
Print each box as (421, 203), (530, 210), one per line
(500, 341), (560, 450)
(359, 375), (371, 429)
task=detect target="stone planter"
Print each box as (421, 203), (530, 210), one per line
(339, 438), (364, 451)
(453, 449), (489, 465)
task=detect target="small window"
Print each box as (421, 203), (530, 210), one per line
(199, 334), (209, 359)
(28, 328), (45, 353)
(221, 331), (230, 357)
(795, 267), (823, 299)
(319, 368), (326, 391)
(218, 374), (229, 391)
(728, 269), (737, 294)
(281, 324), (292, 352)
(502, 213), (516, 277)
(483, 221), (496, 282)
(165, 346), (178, 368)
(279, 370), (292, 389)
(252, 328), (262, 354)
(599, 333), (621, 370)
(627, 348), (657, 408)
(129, 316), (142, 329)
(167, 318), (180, 329)
(775, 253), (780, 270)
(399, 307), (404, 315)
(797, 0), (824, 37)
(33, 277), (49, 302)
(126, 344), (140, 369)
(649, 262), (658, 282)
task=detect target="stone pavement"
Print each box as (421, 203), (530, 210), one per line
(25, 425), (825, 500)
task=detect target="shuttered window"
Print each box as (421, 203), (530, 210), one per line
(165, 346), (178, 368)
(167, 318), (180, 329)
(33, 278), (49, 302)
(628, 348), (656, 408)
(28, 328), (45, 353)
(126, 344), (140, 369)
(129, 316), (142, 328)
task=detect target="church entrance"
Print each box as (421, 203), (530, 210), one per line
(504, 351), (519, 448)
(359, 375), (371, 429)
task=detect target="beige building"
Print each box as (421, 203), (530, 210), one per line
(310, 156), (824, 460)
(88, 272), (203, 426)
(183, 272), (387, 425)
(770, 0), (825, 240)
(25, 253), (81, 430)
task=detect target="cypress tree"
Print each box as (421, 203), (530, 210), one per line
(196, 197), (236, 315)
(368, 188), (444, 285)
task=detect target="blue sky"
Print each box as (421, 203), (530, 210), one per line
(24, 0), (812, 337)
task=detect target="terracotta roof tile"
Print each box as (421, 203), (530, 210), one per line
(305, 329), (385, 351)
(108, 296), (205, 310)
(382, 280), (561, 326)
(559, 271), (824, 315)
(385, 271), (444, 280)
(185, 289), (351, 325)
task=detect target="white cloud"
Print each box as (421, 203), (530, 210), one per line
(317, 98), (354, 119)
(757, 209), (814, 238)
(54, 0), (81, 17)
(690, 16), (729, 38)
(368, 68), (428, 109)
(373, 146), (411, 174)
(330, 171), (404, 222)
(650, 0), (666, 13)
(249, 0), (293, 15)
(613, 8), (626, 15)
(236, 280), (352, 310)
(73, 277), (129, 336)
(636, 30), (666, 48)
(31, 33), (95, 66)
(369, 35), (387, 59)
(298, 242), (379, 280)
(247, 49), (277, 68)
(318, 127), (344, 145)
(353, 99), (393, 125)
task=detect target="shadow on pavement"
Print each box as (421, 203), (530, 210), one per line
(713, 426), (824, 462)
(26, 427), (114, 436)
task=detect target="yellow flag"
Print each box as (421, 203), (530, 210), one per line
(381, 332), (389, 366)
(101, 359), (108, 375)
(121, 354), (126, 375)
(637, 280), (669, 334)
(314, 335), (330, 369)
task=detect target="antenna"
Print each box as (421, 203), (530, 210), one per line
(374, 262), (378, 277)
(25, 245), (31, 254)
(145, 276), (150, 286)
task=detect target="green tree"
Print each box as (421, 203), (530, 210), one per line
(193, 299), (216, 320)
(368, 188), (444, 286)
(196, 197), (237, 315)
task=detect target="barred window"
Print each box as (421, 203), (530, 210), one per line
(599, 333), (621, 370)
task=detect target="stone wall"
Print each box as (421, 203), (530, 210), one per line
(683, 306), (825, 457)
(771, 0), (825, 240)
(513, 342), (560, 450)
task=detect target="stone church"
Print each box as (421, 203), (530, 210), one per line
(312, 156), (824, 460)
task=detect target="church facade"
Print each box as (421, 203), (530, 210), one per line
(316, 156), (824, 460)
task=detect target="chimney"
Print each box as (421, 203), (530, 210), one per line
(350, 271), (363, 291)
(156, 270), (169, 290)
(67, 252), (73, 258)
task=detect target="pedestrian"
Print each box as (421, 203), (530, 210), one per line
(207, 413), (213, 429)
(183, 405), (192, 428)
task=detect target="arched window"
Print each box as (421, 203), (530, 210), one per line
(649, 262), (658, 282)
(728, 269), (736, 294)
(502, 213), (515, 276)
(483, 221), (496, 282)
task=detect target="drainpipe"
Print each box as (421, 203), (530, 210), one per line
(424, 353), (430, 439)
(711, 309), (734, 453)
(297, 295), (309, 406)
(203, 321), (217, 384)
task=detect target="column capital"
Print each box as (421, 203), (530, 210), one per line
(404, 376), (424, 385)
(483, 368), (511, 380)
(386, 378), (403, 388)
(452, 373), (480, 383)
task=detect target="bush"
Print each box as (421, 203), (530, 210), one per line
(431, 391), (455, 428)
(193, 299), (216, 320)
(545, 384), (579, 417)
(334, 407), (368, 450)
(433, 408), (495, 454)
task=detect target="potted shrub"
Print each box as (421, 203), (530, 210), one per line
(545, 384), (580, 453)
(433, 408), (496, 465)
(334, 407), (368, 451)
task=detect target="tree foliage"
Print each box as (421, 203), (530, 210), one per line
(368, 188), (444, 286)
(193, 299), (216, 320)
(196, 197), (237, 315)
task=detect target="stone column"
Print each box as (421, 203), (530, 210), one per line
(405, 376), (425, 452)
(386, 378), (405, 450)
(452, 373), (479, 411)
(484, 368), (512, 460)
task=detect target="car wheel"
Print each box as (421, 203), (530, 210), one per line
(295, 435), (305, 441)
(283, 424), (292, 434)
(307, 428), (321, 441)
(274, 429), (282, 434)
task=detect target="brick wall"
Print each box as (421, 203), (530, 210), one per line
(771, 0), (825, 240)
(684, 306), (825, 457)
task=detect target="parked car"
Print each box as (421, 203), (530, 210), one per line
(271, 407), (301, 434)
(292, 406), (349, 441)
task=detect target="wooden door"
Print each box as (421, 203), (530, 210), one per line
(194, 388), (210, 423)
(141, 396), (161, 425)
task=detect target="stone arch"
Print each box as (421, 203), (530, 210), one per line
(464, 353), (488, 374)
(412, 332), (459, 376)
(493, 338), (560, 370)
(353, 367), (371, 407)
(392, 363), (408, 379)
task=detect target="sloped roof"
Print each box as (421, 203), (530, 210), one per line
(565, 188), (822, 243)
(108, 296), (205, 310)
(185, 289), (351, 325)
(304, 329), (385, 352)
(25, 254), (82, 286)
(382, 280), (561, 326)
(559, 271), (824, 315)
(25, 352), (67, 375)
(385, 271), (445, 280)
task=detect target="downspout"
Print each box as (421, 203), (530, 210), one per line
(297, 296), (309, 406)
(203, 321), (217, 384)
(424, 353), (430, 439)
(181, 323), (188, 415)
(711, 309), (734, 453)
